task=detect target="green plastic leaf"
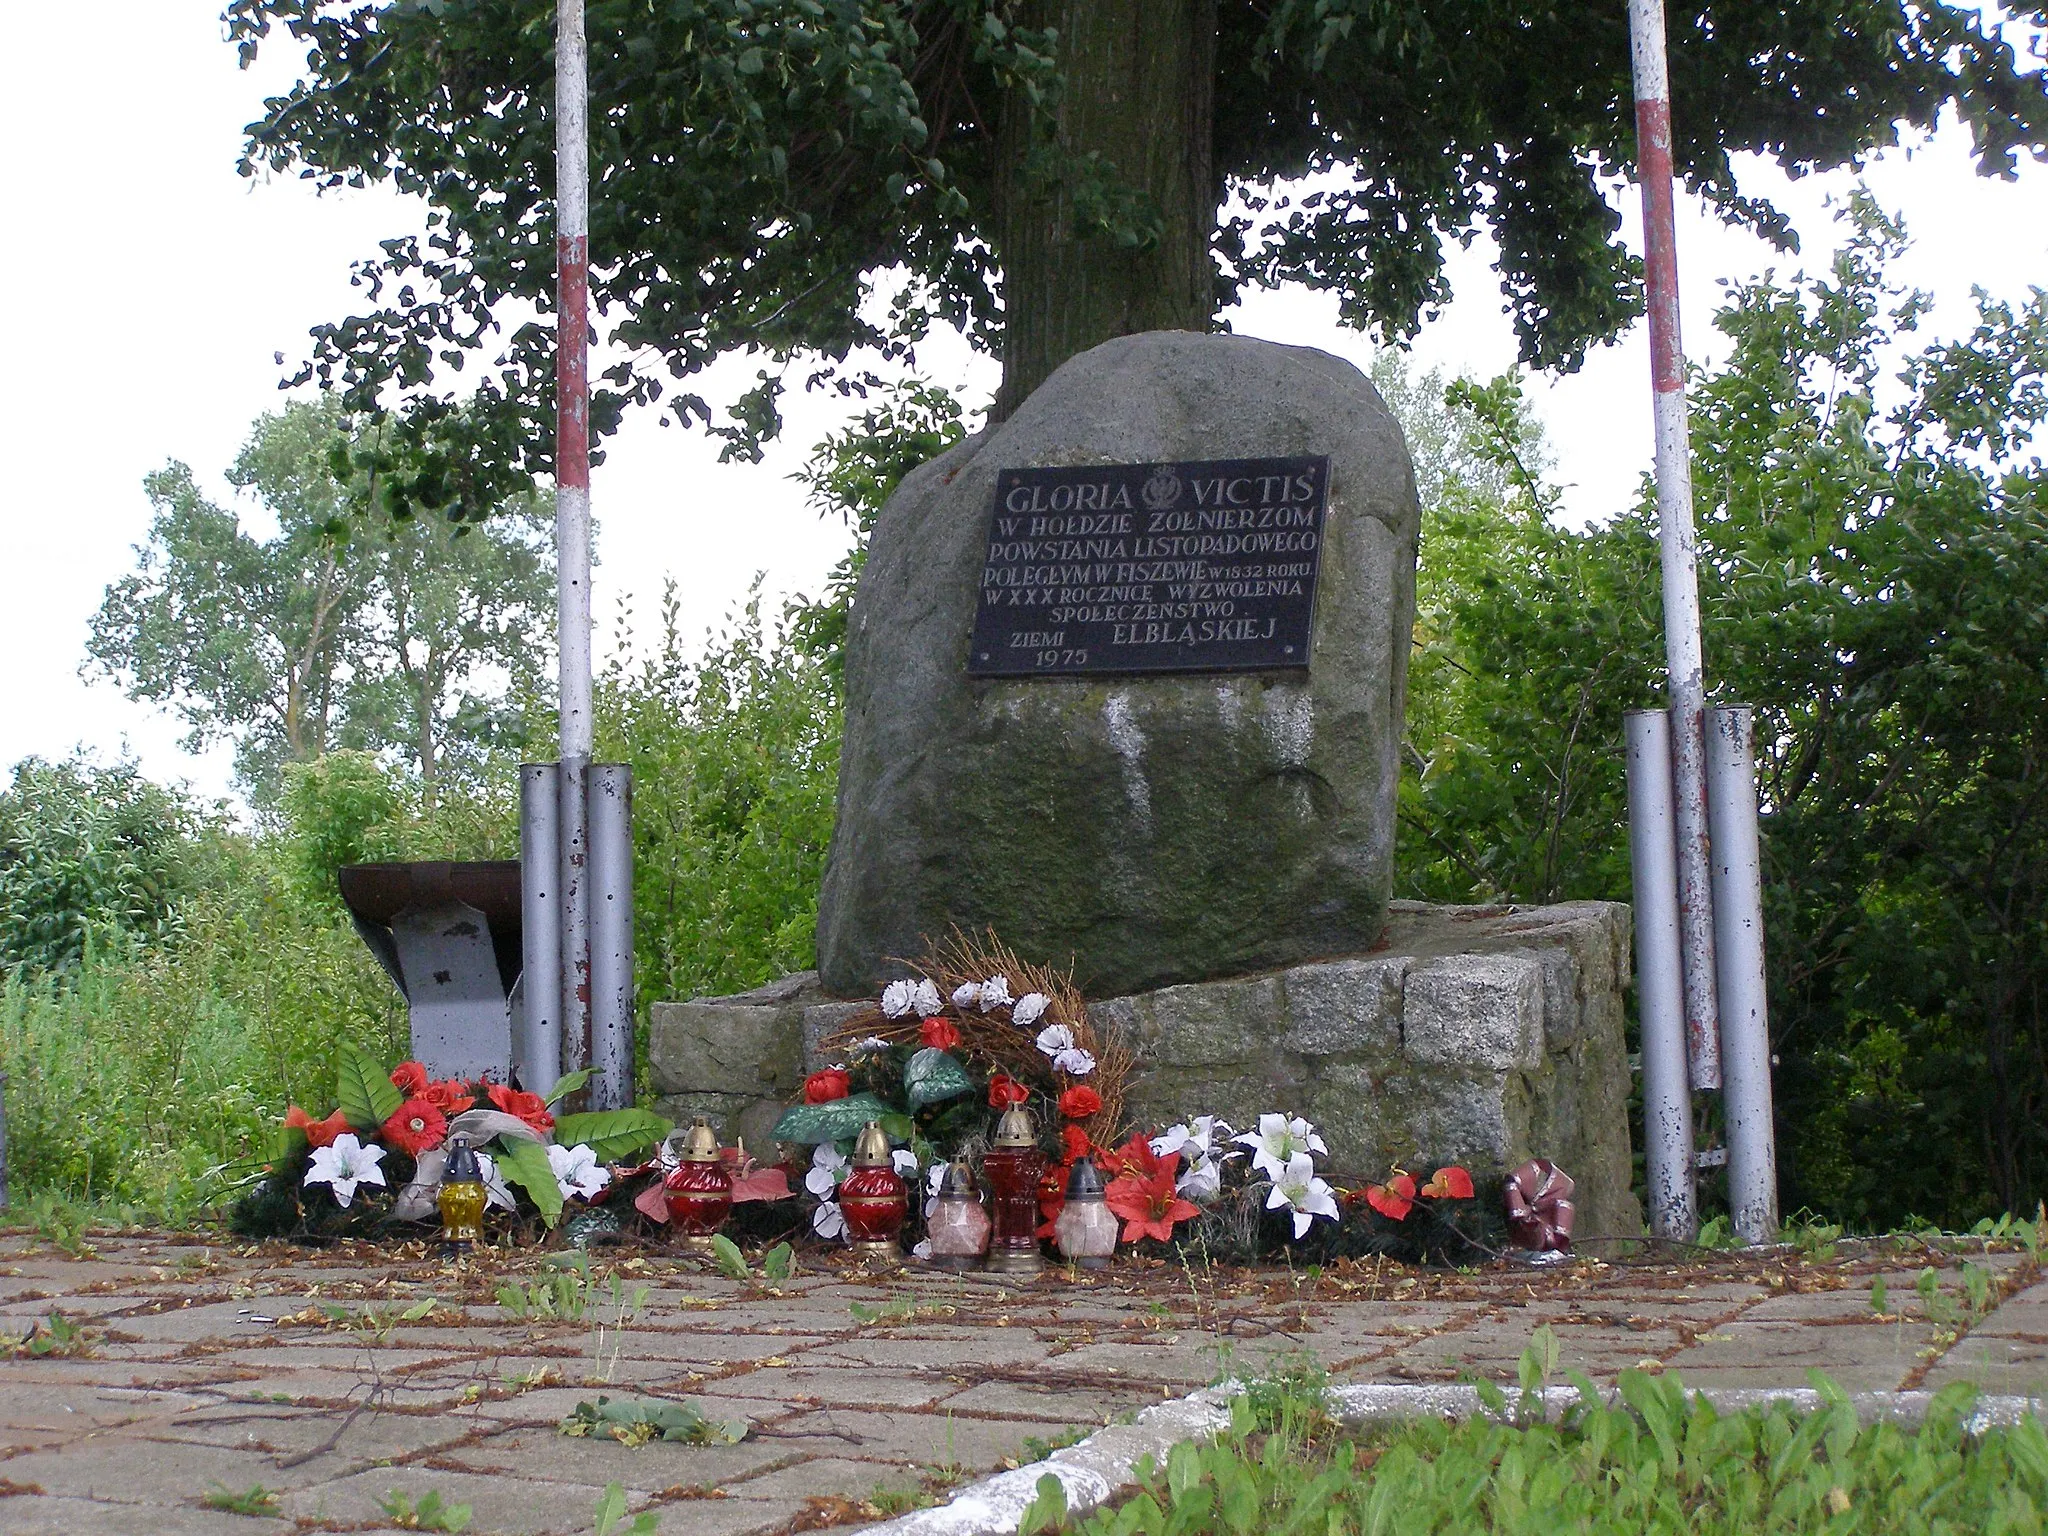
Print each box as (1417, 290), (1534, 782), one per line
(770, 1092), (896, 1144)
(904, 1047), (974, 1110)
(335, 1044), (403, 1131)
(493, 1135), (564, 1226)
(551, 1108), (671, 1162)
(879, 1112), (916, 1143)
(542, 1068), (592, 1106)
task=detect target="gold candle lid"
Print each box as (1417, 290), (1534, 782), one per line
(678, 1117), (721, 1163)
(993, 1106), (1037, 1147)
(851, 1121), (891, 1167)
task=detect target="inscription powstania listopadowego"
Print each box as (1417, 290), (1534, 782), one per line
(966, 455), (1329, 677)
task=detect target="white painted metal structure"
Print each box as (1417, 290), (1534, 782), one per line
(517, 762), (562, 1093)
(1707, 707), (1779, 1243)
(588, 763), (635, 1110)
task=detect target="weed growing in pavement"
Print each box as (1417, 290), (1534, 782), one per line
(3, 1311), (88, 1358)
(559, 1395), (746, 1447)
(378, 1488), (472, 1531)
(202, 1482), (281, 1517)
(1010, 1427), (1090, 1468)
(498, 1252), (597, 1321)
(706, 1234), (795, 1286)
(293, 1295), (443, 1341)
(592, 1481), (659, 1534)
(587, 1271), (650, 1383)
(847, 1296), (956, 1325)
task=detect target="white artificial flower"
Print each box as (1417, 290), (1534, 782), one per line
(473, 1150), (518, 1212)
(978, 975), (1013, 1010)
(911, 979), (945, 1017)
(806, 1143), (848, 1198)
(1266, 1153), (1341, 1238)
(925, 1161), (948, 1218)
(951, 981), (983, 1010)
(303, 1134), (387, 1209)
(854, 1036), (892, 1055)
(548, 1143), (612, 1202)
(881, 979), (918, 1018)
(892, 1148), (920, 1178)
(911, 1238), (933, 1261)
(1053, 1047), (1097, 1077)
(1234, 1113), (1328, 1181)
(1034, 1023), (1077, 1058)
(1154, 1115), (1236, 1163)
(1013, 992), (1050, 1028)
(812, 1200), (847, 1240)
(1177, 1155), (1224, 1201)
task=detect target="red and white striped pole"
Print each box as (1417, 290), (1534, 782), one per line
(1628, 0), (1720, 1093)
(555, 0), (594, 1096)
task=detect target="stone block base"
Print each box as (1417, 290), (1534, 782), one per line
(649, 899), (1642, 1241)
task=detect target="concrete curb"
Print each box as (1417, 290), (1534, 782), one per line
(850, 1381), (2048, 1536)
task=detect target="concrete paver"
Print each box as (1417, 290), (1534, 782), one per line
(0, 1229), (2041, 1535)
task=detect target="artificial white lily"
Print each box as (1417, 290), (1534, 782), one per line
(473, 1150), (518, 1212)
(1154, 1115), (1237, 1163)
(812, 1201), (847, 1240)
(303, 1134), (387, 1208)
(805, 1143), (847, 1198)
(1013, 992), (1050, 1028)
(548, 1143), (612, 1202)
(1266, 1153), (1341, 1238)
(892, 1148), (920, 1178)
(1234, 1113), (1328, 1180)
(1177, 1155), (1224, 1201)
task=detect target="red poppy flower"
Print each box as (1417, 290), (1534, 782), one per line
(988, 1074), (1030, 1109)
(382, 1096), (448, 1157)
(1421, 1166), (1476, 1200)
(390, 1061), (430, 1097)
(422, 1078), (475, 1116)
(285, 1105), (351, 1149)
(486, 1081), (556, 1134)
(919, 1016), (961, 1051)
(1060, 1125), (1093, 1163)
(1058, 1085), (1102, 1120)
(1104, 1167), (1199, 1245)
(1365, 1171), (1418, 1221)
(803, 1068), (851, 1104)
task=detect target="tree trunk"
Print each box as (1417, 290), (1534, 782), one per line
(991, 0), (1218, 421)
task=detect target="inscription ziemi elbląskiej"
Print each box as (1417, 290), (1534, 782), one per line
(965, 455), (1329, 677)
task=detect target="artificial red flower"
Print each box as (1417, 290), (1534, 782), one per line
(988, 1074), (1030, 1108)
(803, 1068), (851, 1104)
(1060, 1125), (1093, 1163)
(1036, 1160), (1071, 1238)
(1097, 1132), (1167, 1180)
(422, 1078), (476, 1116)
(285, 1105), (351, 1149)
(1365, 1171), (1418, 1221)
(382, 1096), (448, 1157)
(1104, 1166), (1200, 1245)
(390, 1061), (430, 1097)
(486, 1081), (556, 1134)
(919, 1016), (962, 1051)
(1420, 1166), (1476, 1200)
(1058, 1085), (1102, 1120)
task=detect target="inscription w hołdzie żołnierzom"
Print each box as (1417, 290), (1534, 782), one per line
(966, 455), (1329, 677)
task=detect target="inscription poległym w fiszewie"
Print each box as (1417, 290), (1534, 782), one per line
(966, 455), (1329, 677)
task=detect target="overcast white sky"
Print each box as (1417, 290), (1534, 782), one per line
(3, 3), (2044, 807)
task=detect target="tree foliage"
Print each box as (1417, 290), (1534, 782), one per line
(87, 402), (555, 803)
(226, 0), (2048, 473)
(1401, 198), (2048, 1226)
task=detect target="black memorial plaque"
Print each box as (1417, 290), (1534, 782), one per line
(966, 455), (1329, 678)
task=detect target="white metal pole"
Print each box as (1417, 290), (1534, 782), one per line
(588, 764), (635, 1110)
(1625, 709), (1699, 1241)
(518, 762), (563, 1093)
(556, 0), (593, 1088)
(1706, 706), (1778, 1243)
(1628, 0), (1721, 1092)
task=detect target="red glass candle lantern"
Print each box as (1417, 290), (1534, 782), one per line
(663, 1118), (732, 1250)
(979, 1106), (1045, 1276)
(838, 1121), (909, 1257)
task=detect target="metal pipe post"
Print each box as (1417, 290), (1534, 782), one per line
(1706, 706), (1778, 1244)
(588, 764), (635, 1110)
(1627, 0), (1721, 1090)
(555, 0), (594, 1090)
(518, 763), (563, 1094)
(1626, 709), (1699, 1240)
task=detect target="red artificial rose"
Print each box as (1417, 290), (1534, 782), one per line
(1365, 1171), (1418, 1221)
(285, 1105), (351, 1149)
(1104, 1167), (1199, 1245)
(390, 1061), (430, 1097)
(803, 1068), (851, 1104)
(486, 1081), (556, 1134)
(919, 1016), (962, 1051)
(1058, 1085), (1102, 1120)
(423, 1078), (476, 1116)
(1060, 1125), (1093, 1163)
(1421, 1165), (1476, 1200)
(988, 1074), (1030, 1109)
(382, 1096), (448, 1157)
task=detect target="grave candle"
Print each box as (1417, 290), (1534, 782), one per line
(979, 1106), (1044, 1276)
(925, 1160), (991, 1270)
(838, 1121), (909, 1257)
(663, 1118), (732, 1250)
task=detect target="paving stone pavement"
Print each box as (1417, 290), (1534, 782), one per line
(0, 1229), (2040, 1534)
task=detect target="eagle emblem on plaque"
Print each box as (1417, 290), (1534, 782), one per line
(1140, 467), (1183, 511)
